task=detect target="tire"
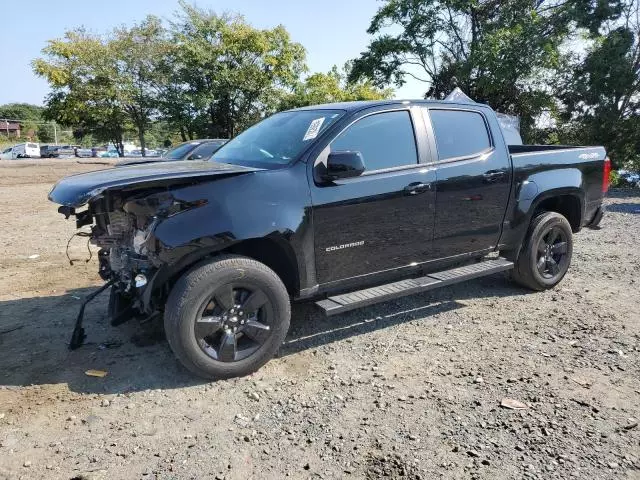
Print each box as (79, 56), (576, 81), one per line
(164, 255), (291, 380)
(511, 211), (573, 291)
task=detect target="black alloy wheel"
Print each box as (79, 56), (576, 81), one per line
(195, 284), (273, 362)
(535, 226), (569, 280)
(164, 255), (291, 379)
(511, 211), (574, 291)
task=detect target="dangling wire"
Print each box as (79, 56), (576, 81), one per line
(66, 231), (93, 265)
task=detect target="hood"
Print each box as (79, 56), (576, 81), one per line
(49, 160), (263, 207)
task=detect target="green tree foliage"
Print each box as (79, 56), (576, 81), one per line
(0, 103), (43, 121)
(556, 0), (639, 168)
(278, 65), (393, 110)
(0, 103), (58, 142)
(112, 16), (171, 155)
(166, 1), (307, 138)
(33, 30), (129, 155)
(348, 0), (625, 140)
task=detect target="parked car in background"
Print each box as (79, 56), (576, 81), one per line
(98, 150), (120, 158)
(618, 169), (640, 186)
(128, 149), (160, 157)
(0, 142), (40, 159)
(40, 145), (75, 158)
(92, 147), (107, 157)
(118, 139), (228, 167)
(75, 148), (93, 158)
(162, 139), (228, 161)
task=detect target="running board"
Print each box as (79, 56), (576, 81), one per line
(315, 258), (513, 316)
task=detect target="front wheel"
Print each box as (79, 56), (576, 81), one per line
(511, 211), (573, 291)
(164, 255), (291, 379)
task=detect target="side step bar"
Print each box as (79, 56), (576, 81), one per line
(315, 257), (513, 316)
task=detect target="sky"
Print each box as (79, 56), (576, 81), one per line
(0, 0), (426, 106)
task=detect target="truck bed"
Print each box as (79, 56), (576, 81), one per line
(509, 144), (606, 156)
(509, 144), (606, 166)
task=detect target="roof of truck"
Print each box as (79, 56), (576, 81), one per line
(290, 99), (491, 112)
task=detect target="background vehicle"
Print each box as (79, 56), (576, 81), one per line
(75, 148), (93, 158)
(128, 148), (161, 157)
(0, 142), (40, 159)
(162, 139), (228, 161)
(49, 99), (608, 380)
(40, 145), (75, 158)
(91, 147), (107, 157)
(118, 139), (228, 166)
(618, 169), (640, 187)
(98, 150), (120, 158)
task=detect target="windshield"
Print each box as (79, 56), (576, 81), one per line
(211, 109), (344, 166)
(164, 142), (199, 160)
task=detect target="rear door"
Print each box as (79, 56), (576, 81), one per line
(422, 107), (512, 258)
(310, 107), (436, 286)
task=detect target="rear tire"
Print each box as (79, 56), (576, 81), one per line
(164, 255), (291, 380)
(512, 211), (573, 291)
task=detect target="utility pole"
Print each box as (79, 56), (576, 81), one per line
(53, 123), (58, 145)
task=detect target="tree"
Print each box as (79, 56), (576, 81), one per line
(0, 103), (44, 121)
(168, 1), (307, 138)
(556, 0), (639, 168)
(112, 16), (170, 155)
(348, 0), (624, 140)
(33, 30), (130, 155)
(278, 65), (393, 110)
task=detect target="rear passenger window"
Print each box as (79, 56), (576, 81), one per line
(331, 111), (417, 171)
(428, 109), (491, 160)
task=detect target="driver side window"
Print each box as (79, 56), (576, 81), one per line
(331, 110), (418, 171)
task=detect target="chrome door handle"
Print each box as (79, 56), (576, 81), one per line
(403, 182), (431, 195)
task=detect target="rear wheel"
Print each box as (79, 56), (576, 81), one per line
(164, 255), (290, 379)
(512, 211), (573, 291)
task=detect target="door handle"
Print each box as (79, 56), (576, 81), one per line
(403, 182), (431, 195)
(482, 170), (506, 182)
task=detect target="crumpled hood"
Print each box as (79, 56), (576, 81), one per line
(48, 160), (263, 207)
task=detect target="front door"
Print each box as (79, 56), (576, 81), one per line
(310, 108), (436, 286)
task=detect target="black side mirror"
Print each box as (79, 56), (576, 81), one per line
(188, 154), (203, 160)
(322, 151), (365, 182)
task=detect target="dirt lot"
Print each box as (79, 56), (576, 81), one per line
(0, 161), (638, 480)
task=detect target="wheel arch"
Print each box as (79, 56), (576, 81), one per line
(532, 193), (583, 232)
(142, 234), (302, 313)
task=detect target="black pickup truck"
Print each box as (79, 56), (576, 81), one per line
(49, 100), (609, 379)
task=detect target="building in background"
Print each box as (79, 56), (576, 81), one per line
(0, 121), (21, 138)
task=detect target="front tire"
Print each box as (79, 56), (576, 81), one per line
(164, 255), (291, 380)
(512, 211), (573, 291)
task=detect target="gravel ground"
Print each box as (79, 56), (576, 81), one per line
(0, 162), (638, 480)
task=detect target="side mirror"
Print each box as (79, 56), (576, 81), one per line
(188, 154), (203, 160)
(322, 151), (365, 182)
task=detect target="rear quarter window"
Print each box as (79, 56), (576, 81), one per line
(427, 109), (491, 161)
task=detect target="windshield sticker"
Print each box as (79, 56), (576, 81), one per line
(303, 117), (325, 141)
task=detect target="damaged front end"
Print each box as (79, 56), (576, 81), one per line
(48, 160), (262, 348)
(59, 190), (207, 348)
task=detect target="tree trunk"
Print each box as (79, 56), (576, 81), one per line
(138, 124), (146, 157)
(180, 126), (187, 142)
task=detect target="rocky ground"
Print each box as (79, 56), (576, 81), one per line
(0, 161), (638, 480)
